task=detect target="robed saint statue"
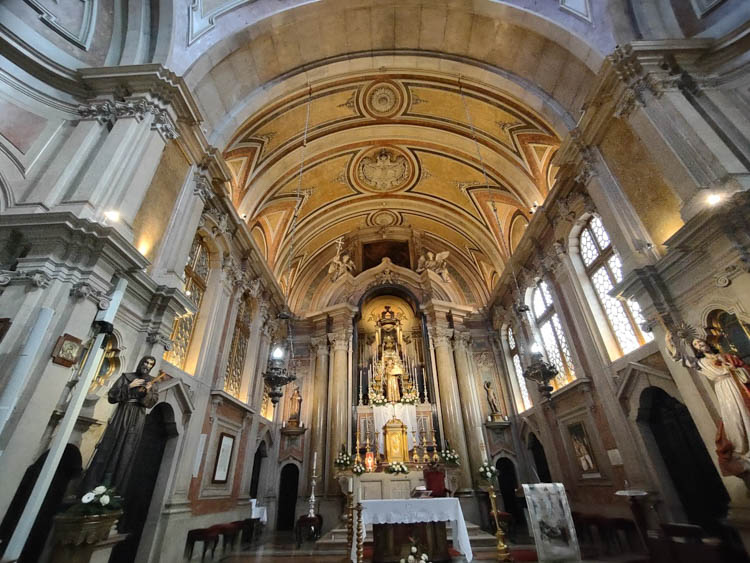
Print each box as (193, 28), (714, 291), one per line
(83, 356), (159, 493)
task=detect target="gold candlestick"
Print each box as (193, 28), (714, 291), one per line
(374, 432), (379, 457)
(412, 431), (420, 465)
(431, 430), (439, 462)
(422, 434), (430, 464)
(487, 483), (513, 561)
(346, 491), (354, 549)
(355, 432), (362, 464)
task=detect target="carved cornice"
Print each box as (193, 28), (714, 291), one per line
(193, 173), (214, 203)
(77, 98), (178, 140)
(70, 282), (111, 310)
(0, 269), (51, 290)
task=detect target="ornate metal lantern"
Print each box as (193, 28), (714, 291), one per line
(523, 352), (558, 400)
(263, 310), (296, 404)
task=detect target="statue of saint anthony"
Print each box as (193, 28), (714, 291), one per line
(82, 356), (159, 494)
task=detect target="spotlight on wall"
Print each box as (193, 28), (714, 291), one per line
(103, 210), (120, 222)
(706, 193), (722, 206)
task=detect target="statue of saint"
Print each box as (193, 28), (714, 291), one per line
(690, 338), (750, 478)
(385, 358), (401, 403)
(288, 386), (302, 424)
(82, 356), (159, 494)
(483, 380), (501, 414)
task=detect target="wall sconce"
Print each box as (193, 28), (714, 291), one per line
(523, 352), (558, 400)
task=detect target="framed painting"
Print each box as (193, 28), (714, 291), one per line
(212, 432), (236, 484)
(51, 333), (83, 367)
(523, 483), (581, 562)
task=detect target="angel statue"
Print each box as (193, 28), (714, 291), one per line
(328, 237), (356, 282)
(416, 250), (451, 282)
(666, 327), (750, 481)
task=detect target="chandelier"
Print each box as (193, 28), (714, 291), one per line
(523, 352), (558, 400)
(263, 87), (312, 403)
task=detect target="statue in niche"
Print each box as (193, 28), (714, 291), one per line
(328, 237), (355, 281)
(666, 327), (750, 482)
(82, 356), (159, 494)
(483, 381), (502, 417)
(385, 358), (402, 403)
(288, 386), (302, 427)
(416, 250), (450, 282)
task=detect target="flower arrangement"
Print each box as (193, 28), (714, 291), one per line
(67, 486), (122, 516)
(399, 541), (431, 563)
(352, 462), (366, 476)
(386, 461), (409, 474)
(334, 444), (353, 469)
(369, 389), (387, 406)
(440, 448), (460, 467)
(399, 390), (419, 405)
(478, 461), (498, 482)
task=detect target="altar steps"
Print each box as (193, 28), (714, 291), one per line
(315, 521), (497, 551)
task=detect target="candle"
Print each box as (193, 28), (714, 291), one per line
(348, 477), (353, 493)
(313, 451), (317, 474)
(478, 427), (488, 462)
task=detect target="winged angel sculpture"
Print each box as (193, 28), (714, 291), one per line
(358, 149), (409, 192)
(416, 250), (451, 282)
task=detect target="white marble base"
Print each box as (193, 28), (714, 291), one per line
(357, 471), (426, 500)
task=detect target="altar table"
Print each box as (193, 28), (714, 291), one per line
(351, 497), (473, 562)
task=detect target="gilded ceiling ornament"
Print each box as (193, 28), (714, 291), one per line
(357, 148), (411, 192)
(363, 81), (403, 118)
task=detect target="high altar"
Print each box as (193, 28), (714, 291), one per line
(352, 300), (439, 498)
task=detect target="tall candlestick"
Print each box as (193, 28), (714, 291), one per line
(313, 451), (317, 475)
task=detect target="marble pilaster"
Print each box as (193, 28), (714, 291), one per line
(327, 330), (350, 494)
(452, 330), (486, 482)
(309, 336), (329, 489)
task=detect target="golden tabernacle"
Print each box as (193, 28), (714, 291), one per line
(383, 416), (409, 463)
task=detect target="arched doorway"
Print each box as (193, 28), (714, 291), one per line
(276, 464), (299, 531)
(637, 387), (729, 531)
(249, 441), (268, 499)
(110, 403), (174, 563)
(496, 458), (524, 535)
(0, 445), (82, 562)
(528, 433), (552, 483)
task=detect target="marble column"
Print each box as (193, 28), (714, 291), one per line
(430, 327), (471, 490)
(327, 330), (350, 494)
(309, 336), (329, 489)
(453, 330), (486, 481)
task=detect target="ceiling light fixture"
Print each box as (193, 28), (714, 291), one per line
(458, 76), (529, 315)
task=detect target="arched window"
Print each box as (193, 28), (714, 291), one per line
(508, 327), (532, 411)
(532, 280), (576, 390)
(224, 297), (252, 399)
(164, 235), (209, 369)
(579, 215), (653, 355)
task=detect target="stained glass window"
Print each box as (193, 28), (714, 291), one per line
(579, 215), (653, 356)
(164, 236), (210, 370)
(508, 327), (531, 411)
(531, 280), (576, 390)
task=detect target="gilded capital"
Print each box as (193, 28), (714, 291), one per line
(429, 327), (454, 347)
(310, 336), (329, 355)
(328, 331), (350, 351)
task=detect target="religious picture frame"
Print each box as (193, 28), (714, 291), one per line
(523, 483), (581, 562)
(567, 422), (600, 477)
(51, 334), (83, 367)
(212, 432), (235, 484)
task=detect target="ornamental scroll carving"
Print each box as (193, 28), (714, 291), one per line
(77, 99), (178, 140)
(358, 149), (410, 192)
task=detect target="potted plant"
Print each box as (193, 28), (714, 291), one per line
(53, 486), (123, 558)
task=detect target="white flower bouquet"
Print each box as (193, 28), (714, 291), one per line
(386, 461), (409, 474)
(478, 462), (498, 482)
(440, 448), (460, 467)
(399, 542), (431, 563)
(334, 444), (353, 469)
(352, 462), (366, 476)
(67, 485), (122, 516)
(369, 389), (387, 406)
(399, 390), (419, 405)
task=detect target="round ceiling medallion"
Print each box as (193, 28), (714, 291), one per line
(371, 210), (399, 227)
(352, 146), (415, 193)
(362, 81), (405, 118)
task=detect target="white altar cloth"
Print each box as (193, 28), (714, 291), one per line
(350, 497), (473, 562)
(373, 404), (418, 452)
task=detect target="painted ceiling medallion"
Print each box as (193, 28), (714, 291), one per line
(356, 148), (412, 193)
(371, 210), (399, 227)
(362, 81), (405, 118)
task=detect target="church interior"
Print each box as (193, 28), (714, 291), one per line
(1, 1), (750, 562)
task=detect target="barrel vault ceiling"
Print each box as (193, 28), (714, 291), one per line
(223, 72), (560, 311)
